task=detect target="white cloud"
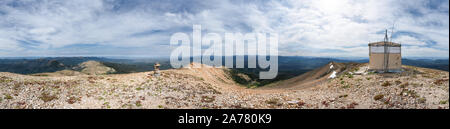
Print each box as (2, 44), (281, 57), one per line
(403, 45), (449, 57)
(394, 35), (427, 46)
(28, 27), (57, 35)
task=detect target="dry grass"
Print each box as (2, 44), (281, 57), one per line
(374, 94), (384, 101)
(39, 92), (58, 102)
(381, 81), (391, 87)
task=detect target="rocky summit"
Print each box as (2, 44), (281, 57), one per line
(0, 62), (448, 109)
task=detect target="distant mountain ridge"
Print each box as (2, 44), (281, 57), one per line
(0, 56), (448, 76)
(0, 57), (156, 74)
(0, 58), (67, 74)
(74, 61), (116, 75)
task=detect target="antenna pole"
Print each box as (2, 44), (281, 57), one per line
(384, 29), (389, 73)
(390, 22), (395, 43)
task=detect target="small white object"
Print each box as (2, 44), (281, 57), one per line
(328, 71), (337, 79)
(287, 100), (299, 104)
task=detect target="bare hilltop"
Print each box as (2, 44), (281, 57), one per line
(0, 61), (448, 109)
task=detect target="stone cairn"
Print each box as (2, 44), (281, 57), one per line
(153, 62), (161, 77)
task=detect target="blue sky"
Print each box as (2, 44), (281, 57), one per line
(0, 0), (448, 58)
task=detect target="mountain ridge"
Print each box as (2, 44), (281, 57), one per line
(0, 61), (448, 109)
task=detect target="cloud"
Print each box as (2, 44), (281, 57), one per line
(0, 0), (448, 58)
(394, 35), (427, 46)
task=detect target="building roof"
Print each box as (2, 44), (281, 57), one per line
(368, 41), (401, 47)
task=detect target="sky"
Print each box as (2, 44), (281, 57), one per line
(0, 0), (448, 58)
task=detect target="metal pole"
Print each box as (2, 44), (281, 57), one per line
(384, 30), (389, 73)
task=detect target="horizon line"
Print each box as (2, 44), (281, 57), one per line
(0, 55), (448, 60)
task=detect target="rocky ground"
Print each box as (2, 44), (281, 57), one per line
(0, 64), (448, 109)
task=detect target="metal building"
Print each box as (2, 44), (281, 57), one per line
(368, 30), (402, 73)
